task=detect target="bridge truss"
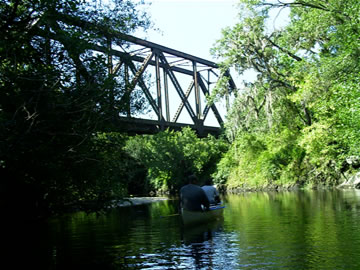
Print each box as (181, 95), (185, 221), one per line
(108, 33), (237, 136)
(36, 14), (237, 136)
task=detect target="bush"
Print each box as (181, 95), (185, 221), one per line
(125, 128), (228, 194)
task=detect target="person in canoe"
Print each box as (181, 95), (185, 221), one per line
(201, 179), (220, 205)
(180, 174), (210, 212)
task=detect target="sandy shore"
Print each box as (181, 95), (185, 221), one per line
(115, 197), (169, 207)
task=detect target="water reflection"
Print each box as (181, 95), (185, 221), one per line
(222, 189), (360, 269)
(180, 219), (223, 269)
(16, 189), (360, 269)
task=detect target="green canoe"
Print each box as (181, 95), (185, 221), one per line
(181, 205), (225, 226)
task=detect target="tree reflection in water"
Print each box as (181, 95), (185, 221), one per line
(14, 190), (360, 269)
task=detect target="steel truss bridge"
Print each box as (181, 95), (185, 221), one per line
(108, 33), (237, 136)
(38, 15), (237, 137)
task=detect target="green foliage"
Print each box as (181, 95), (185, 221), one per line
(216, 129), (304, 189)
(212, 0), (360, 189)
(125, 128), (228, 194)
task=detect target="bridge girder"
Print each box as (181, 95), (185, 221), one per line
(35, 13), (237, 136)
(104, 34), (237, 136)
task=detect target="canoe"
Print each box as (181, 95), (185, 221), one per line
(181, 204), (225, 226)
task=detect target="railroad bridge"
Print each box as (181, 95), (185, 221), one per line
(39, 15), (237, 137)
(109, 33), (237, 137)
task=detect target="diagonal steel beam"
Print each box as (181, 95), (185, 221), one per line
(128, 51), (154, 92)
(158, 52), (198, 124)
(125, 60), (160, 117)
(112, 60), (124, 75)
(172, 80), (194, 122)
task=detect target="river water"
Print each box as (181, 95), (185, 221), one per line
(12, 189), (360, 269)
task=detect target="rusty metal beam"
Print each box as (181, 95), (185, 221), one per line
(128, 51), (154, 92)
(172, 80), (194, 123)
(112, 60), (123, 75)
(158, 52), (198, 125)
(125, 60), (160, 117)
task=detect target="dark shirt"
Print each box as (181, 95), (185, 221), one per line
(202, 185), (220, 204)
(180, 184), (210, 211)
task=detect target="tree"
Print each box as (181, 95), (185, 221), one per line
(0, 0), (151, 218)
(125, 128), (228, 194)
(212, 0), (360, 188)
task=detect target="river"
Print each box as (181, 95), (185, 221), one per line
(10, 189), (360, 269)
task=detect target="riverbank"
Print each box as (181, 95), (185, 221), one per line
(116, 176), (360, 207)
(114, 197), (169, 207)
(221, 176), (360, 194)
(223, 183), (301, 194)
(220, 177), (360, 194)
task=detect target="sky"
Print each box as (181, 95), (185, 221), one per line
(137, 0), (240, 61)
(138, 0), (289, 60)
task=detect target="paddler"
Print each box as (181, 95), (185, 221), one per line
(180, 174), (210, 211)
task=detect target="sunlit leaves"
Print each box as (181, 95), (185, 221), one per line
(212, 0), (360, 188)
(125, 128), (228, 194)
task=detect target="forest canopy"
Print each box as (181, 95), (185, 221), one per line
(212, 0), (360, 189)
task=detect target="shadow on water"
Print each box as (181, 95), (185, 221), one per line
(6, 190), (360, 269)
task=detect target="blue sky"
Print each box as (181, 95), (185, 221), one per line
(138, 0), (239, 61)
